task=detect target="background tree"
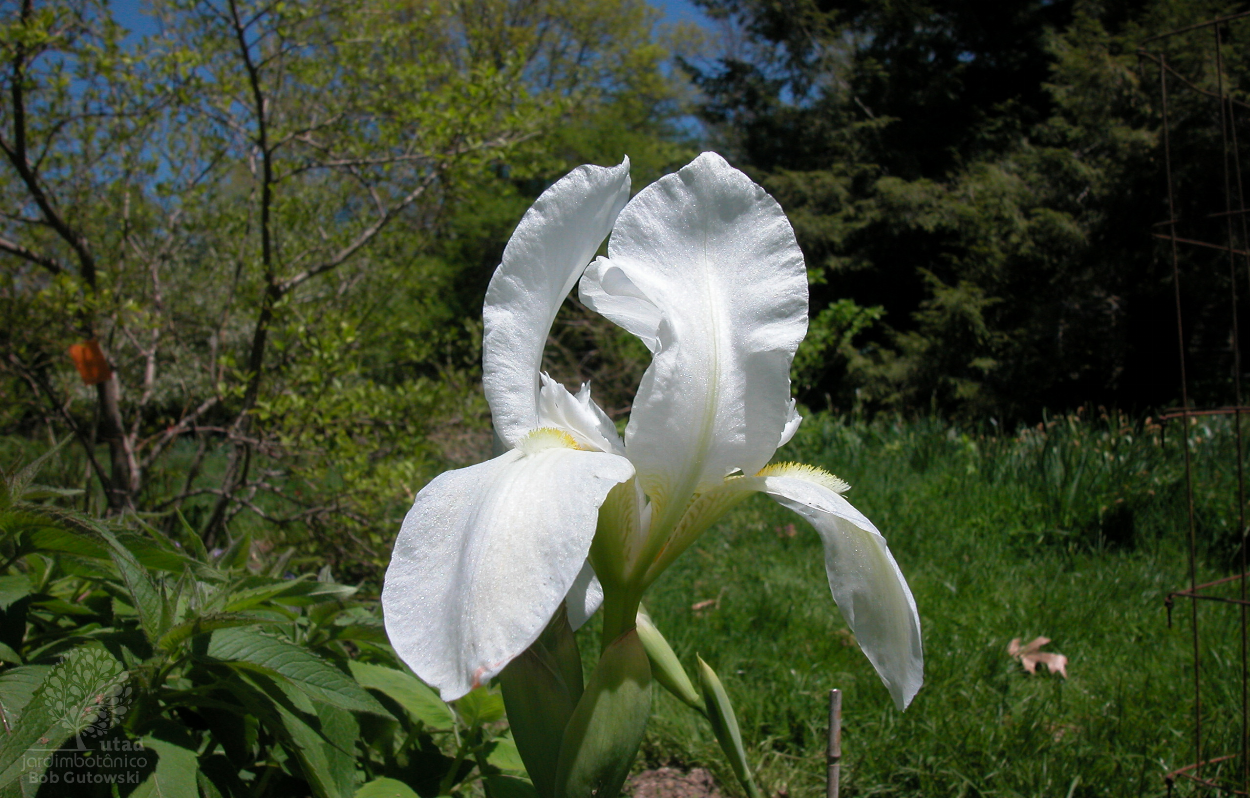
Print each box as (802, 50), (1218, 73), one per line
(684, 0), (1250, 419)
(1, 0), (694, 565)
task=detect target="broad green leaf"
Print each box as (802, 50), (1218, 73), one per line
(222, 671), (358, 798)
(6, 439), (69, 501)
(217, 530), (252, 571)
(199, 770), (228, 798)
(355, 777), (421, 798)
(0, 597), (29, 663)
(99, 529), (167, 644)
(542, 607), (584, 701)
(500, 629), (581, 798)
(48, 554), (114, 582)
(205, 627), (388, 716)
(274, 686), (359, 798)
(697, 657), (762, 798)
(174, 509), (211, 562)
(486, 731), (527, 772)
(274, 581), (359, 607)
(29, 597), (95, 617)
(11, 486), (81, 502)
(456, 686), (506, 726)
(0, 509), (59, 543)
(131, 722), (201, 798)
(213, 576), (357, 613)
(24, 527), (109, 560)
(553, 630), (651, 798)
(164, 566), (195, 629)
(0, 577), (30, 610)
(347, 661), (453, 728)
(199, 753), (253, 798)
(212, 577), (318, 613)
(486, 775), (541, 798)
(117, 532), (219, 579)
(0, 665), (51, 729)
(199, 704), (259, 771)
(157, 612), (279, 653)
(327, 621), (389, 644)
(0, 644), (20, 665)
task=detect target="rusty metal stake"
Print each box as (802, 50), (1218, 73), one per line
(827, 689), (842, 798)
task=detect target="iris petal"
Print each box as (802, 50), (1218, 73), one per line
(537, 373), (625, 455)
(382, 446), (634, 700)
(582, 153), (807, 512)
(742, 469), (923, 709)
(778, 399), (803, 448)
(483, 160), (631, 448)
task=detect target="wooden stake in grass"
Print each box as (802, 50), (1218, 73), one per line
(827, 689), (842, 798)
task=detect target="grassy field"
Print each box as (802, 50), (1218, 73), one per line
(608, 412), (1247, 798)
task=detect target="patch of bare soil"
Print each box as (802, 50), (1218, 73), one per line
(626, 767), (723, 798)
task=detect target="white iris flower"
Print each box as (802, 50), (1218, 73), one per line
(382, 153), (923, 710)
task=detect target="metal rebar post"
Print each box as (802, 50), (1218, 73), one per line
(827, 689), (842, 798)
(1161, 50), (1205, 779)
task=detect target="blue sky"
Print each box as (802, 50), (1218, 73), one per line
(110, 0), (712, 35)
(111, 0), (158, 40)
(651, 0), (714, 27)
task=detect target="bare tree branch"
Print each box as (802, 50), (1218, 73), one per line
(0, 234), (64, 275)
(278, 168), (440, 293)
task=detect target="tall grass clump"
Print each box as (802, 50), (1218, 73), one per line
(628, 410), (1246, 797)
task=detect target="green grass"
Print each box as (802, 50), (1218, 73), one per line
(621, 412), (1247, 797)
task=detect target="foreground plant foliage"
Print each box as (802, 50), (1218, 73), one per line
(0, 447), (520, 798)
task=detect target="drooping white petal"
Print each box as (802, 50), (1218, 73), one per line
(382, 446), (634, 701)
(483, 160), (632, 448)
(584, 153), (807, 508)
(741, 467), (923, 709)
(537, 373), (625, 455)
(565, 559), (604, 630)
(778, 399), (803, 448)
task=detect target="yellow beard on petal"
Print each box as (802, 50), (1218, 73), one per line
(755, 462), (851, 494)
(519, 427), (586, 454)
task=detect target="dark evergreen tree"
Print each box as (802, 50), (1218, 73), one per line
(685, 0), (1250, 419)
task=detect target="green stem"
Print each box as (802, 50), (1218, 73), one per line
(438, 731), (473, 796)
(598, 586), (642, 651)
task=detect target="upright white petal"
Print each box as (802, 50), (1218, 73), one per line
(582, 153), (807, 508)
(741, 468), (923, 709)
(382, 445), (634, 701)
(483, 160), (632, 448)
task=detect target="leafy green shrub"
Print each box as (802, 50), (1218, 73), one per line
(0, 447), (525, 798)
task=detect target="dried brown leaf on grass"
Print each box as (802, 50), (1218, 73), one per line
(692, 587), (728, 614)
(1008, 636), (1069, 678)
